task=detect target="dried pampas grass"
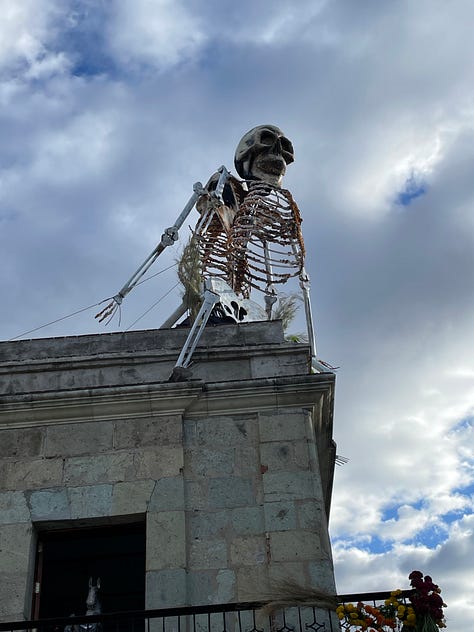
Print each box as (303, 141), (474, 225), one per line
(259, 580), (338, 615)
(177, 236), (202, 323)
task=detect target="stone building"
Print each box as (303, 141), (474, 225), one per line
(0, 320), (337, 623)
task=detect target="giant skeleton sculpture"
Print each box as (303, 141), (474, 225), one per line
(95, 125), (325, 376)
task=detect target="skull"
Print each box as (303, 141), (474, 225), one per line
(234, 124), (294, 187)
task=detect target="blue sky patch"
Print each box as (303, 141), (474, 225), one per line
(441, 508), (471, 525)
(406, 524), (448, 549)
(453, 480), (474, 497)
(361, 535), (393, 554)
(381, 504), (399, 521)
(51, 2), (118, 78)
(395, 174), (427, 206)
(381, 499), (424, 522)
(332, 534), (394, 555)
(452, 416), (473, 432)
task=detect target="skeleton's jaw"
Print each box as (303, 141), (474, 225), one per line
(249, 154), (287, 187)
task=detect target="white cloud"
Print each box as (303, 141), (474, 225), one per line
(106, 0), (207, 70)
(334, 515), (474, 631)
(0, 0), (69, 79)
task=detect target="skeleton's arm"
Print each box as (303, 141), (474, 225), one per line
(95, 167), (230, 323)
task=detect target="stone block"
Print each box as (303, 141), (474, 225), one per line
(216, 569), (236, 603)
(208, 478), (256, 509)
(113, 479), (156, 514)
(0, 491), (30, 524)
(134, 447), (183, 479)
(0, 573), (28, 619)
(235, 565), (269, 601)
(194, 357), (252, 383)
(188, 510), (230, 539)
(0, 524), (33, 573)
(268, 561), (307, 585)
(189, 539), (227, 569)
(114, 415), (182, 449)
(231, 506), (264, 535)
(269, 530), (321, 562)
(230, 535), (266, 567)
(185, 448), (234, 478)
(233, 446), (260, 477)
(0, 613), (25, 624)
(0, 428), (43, 458)
(308, 560), (337, 593)
(295, 441), (312, 468)
(64, 453), (134, 485)
(44, 421), (113, 457)
(28, 487), (70, 521)
(263, 471), (315, 501)
(264, 501), (296, 531)
(146, 569), (186, 608)
(69, 484), (113, 519)
(250, 352), (307, 378)
(297, 500), (322, 530)
(187, 570), (215, 604)
(259, 411), (308, 442)
(3, 458), (63, 491)
(193, 416), (258, 447)
(147, 511), (186, 570)
(183, 420), (196, 445)
(260, 441), (309, 472)
(184, 480), (209, 511)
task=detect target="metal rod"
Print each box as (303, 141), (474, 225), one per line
(213, 165), (230, 203)
(174, 288), (219, 369)
(96, 182), (204, 320)
(300, 269), (317, 359)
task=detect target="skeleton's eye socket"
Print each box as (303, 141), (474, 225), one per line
(260, 131), (277, 145)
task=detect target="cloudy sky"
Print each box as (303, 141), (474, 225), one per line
(1, 1), (473, 629)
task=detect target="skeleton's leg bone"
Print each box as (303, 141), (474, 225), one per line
(173, 288), (220, 370)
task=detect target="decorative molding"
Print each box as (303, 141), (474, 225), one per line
(0, 374), (334, 429)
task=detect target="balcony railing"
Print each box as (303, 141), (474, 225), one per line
(0, 592), (413, 632)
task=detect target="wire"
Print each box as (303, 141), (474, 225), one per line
(134, 262), (178, 288)
(8, 300), (110, 341)
(125, 282), (181, 331)
(7, 263), (180, 341)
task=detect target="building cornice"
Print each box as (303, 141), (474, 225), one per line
(0, 373), (334, 429)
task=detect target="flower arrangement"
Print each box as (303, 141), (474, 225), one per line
(336, 599), (398, 631)
(336, 571), (447, 631)
(405, 571), (446, 631)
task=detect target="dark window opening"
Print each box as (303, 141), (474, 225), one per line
(34, 522), (146, 620)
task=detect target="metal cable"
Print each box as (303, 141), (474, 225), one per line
(7, 263), (179, 341)
(8, 301), (108, 341)
(125, 282), (181, 331)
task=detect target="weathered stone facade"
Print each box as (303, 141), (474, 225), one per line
(0, 321), (336, 621)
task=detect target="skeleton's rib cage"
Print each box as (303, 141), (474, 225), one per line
(194, 173), (242, 289)
(231, 181), (305, 297)
(195, 177), (306, 299)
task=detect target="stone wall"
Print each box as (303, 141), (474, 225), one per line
(0, 322), (337, 621)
